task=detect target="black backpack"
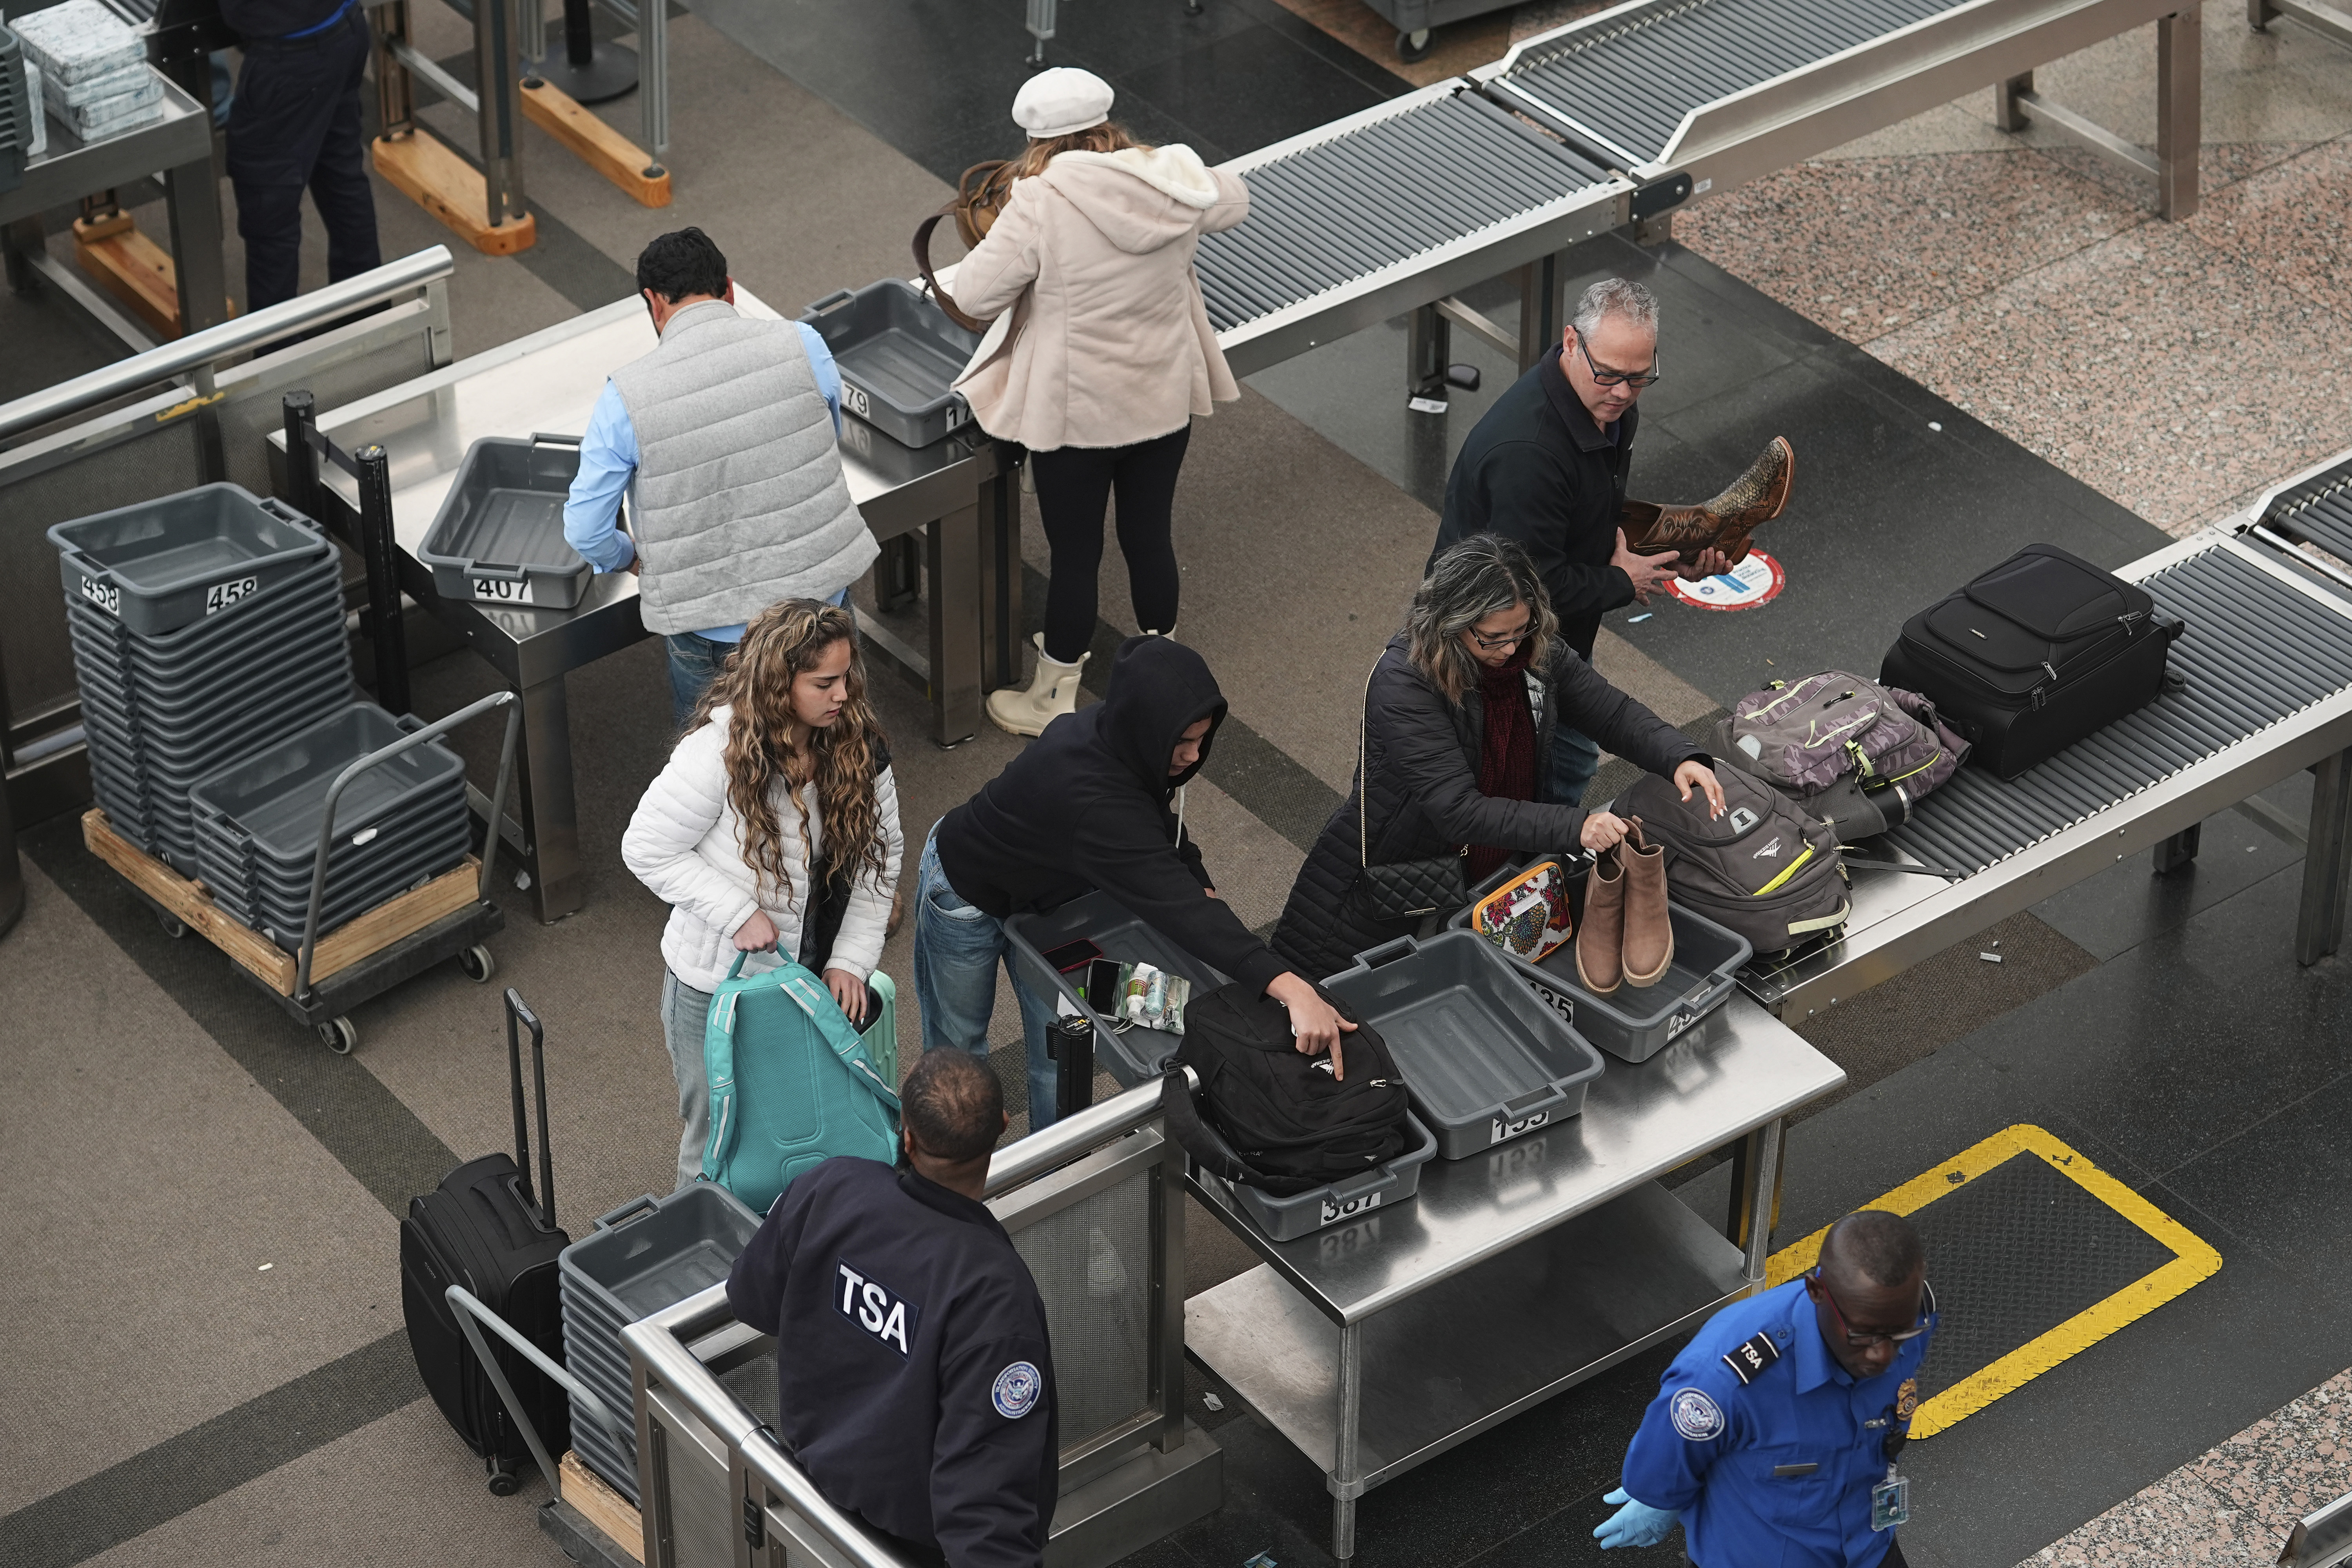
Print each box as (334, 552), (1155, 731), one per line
(1615, 767), (1851, 958)
(1162, 983), (1409, 1194)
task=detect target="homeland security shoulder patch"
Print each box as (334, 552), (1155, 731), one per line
(992, 1361), (1043, 1419)
(1669, 1388), (1724, 1441)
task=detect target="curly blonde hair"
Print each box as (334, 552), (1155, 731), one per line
(687, 600), (889, 909)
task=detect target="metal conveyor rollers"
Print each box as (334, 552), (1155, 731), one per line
(1194, 88), (1612, 335)
(2258, 456), (2352, 565)
(1886, 544), (2352, 877)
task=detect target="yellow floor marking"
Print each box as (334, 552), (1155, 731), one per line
(1761, 1124), (2220, 1438)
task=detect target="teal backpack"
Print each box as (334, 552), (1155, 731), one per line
(701, 955), (902, 1215)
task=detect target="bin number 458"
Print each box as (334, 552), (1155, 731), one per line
(205, 576), (259, 615)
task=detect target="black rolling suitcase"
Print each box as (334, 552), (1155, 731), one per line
(399, 989), (571, 1494)
(1880, 543), (2183, 780)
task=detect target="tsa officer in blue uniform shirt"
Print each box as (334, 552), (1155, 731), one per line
(727, 1049), (1057, 1568)
(1597, 1210), (1937, 1568)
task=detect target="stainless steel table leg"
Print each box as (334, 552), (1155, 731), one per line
(2156, 7), (2201, 220)
(512, 671), (583, 922)
(163, 151), (230, 335)
(976, 468), (1024, 695)
(2298, 747), (2352, 964)
(926, 503), (983, 748)
(1332, 1319), (1364, 1563)
(1729, 1116), (1785, 1286)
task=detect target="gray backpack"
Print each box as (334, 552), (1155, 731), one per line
(1713, 671), (1969, 840)
(1615, 767), (1850, 958)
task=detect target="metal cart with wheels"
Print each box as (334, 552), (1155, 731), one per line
(82, 688), (524, 1052)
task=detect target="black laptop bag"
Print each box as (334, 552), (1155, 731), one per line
(1879, 543), (2183, 780)
(399, 989), (571, 1494)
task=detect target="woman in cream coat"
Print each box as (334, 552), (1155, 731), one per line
(950, 67), (1249, 737)
(622, 599), (903, 1189)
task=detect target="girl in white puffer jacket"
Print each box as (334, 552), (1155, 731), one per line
(622, 599), (904, 1189)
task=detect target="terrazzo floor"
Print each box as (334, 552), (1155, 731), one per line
(2021, 1368), (2352, 1566)
(1675, 6), (2352, 535)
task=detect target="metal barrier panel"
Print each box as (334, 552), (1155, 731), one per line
(1011, 1171), (1152, 1446)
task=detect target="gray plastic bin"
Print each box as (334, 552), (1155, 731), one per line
(559, 1183), (764, 1504)
(1004, 889), (1232, 1087)
(48, 485), (329, 634)
(1214, 1113), (1438, 1241)
(1321, 931), (1604, 1160)
(63, 551), (345, 673)
(417, 436), (595, 610)
(799, 280), (982, 448)
(1446, 856), (1752, 1063)
(189, 702), (466, 859)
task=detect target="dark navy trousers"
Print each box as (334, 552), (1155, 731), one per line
(226, 8), (381, 310)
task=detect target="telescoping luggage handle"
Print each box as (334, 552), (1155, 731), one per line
(292, 688), (523, 999)
(506, 987), (556, 1232)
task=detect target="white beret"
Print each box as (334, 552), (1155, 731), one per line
(1013, 67), (1114, 139)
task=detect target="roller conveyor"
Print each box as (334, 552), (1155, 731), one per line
(1204, 0), (2210, 381)
(2252, 452), (2352, 574)
(1742, 533), (2352, 1020)
(1886, 547), (2352, 876)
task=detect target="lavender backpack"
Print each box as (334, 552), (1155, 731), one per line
(1713, 671), (1970, 840)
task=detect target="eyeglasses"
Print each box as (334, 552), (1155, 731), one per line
(1468, 621), (1536, 652)
(1575, 335), (1662, 388)
(1809, 1268), (1932, 1348)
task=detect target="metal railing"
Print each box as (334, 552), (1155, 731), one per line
(622, 1076), (1192, 1568)
(2282, 1486), (2352, 1568)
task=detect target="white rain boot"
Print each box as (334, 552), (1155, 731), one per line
(986, 634), (1088, 737)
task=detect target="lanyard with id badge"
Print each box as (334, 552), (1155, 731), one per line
(1871, 1377), (1921, 1530)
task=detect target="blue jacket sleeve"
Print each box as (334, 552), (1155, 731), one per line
(930, 1328), (1056, 1568)
(563, 381), (641, 573)
(724, 1167), (820, 1334)
(1620, 1365), (1742, 1513)
(796, 322), (844, 436)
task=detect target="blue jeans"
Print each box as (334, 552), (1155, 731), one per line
(1548, 725), (1602, 806)
(665, 632), (730, 731)
(910, 827), (1060, 1130)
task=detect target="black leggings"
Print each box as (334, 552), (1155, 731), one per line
(1029, 424), (1191, 664)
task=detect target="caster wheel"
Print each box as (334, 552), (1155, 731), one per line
(156, 911), (188, 938)
(1396, 26), (1432, 61)
(458, 944), (497, 983)
(316, 1016), (358, 1054)
(486, 1470), (522, 1497)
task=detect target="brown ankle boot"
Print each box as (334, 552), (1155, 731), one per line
(1576, 847), (1625, 996)
(1618, 437), (1795, 566)
(1619, 820), (1674, 989)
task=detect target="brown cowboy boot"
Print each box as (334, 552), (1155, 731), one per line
(1619, 821), (1675, 988)
(1576, 846), (1626, 996)
(1619, 437), (1795, 566)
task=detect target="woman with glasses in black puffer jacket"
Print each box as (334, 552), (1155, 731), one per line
(1271, 534), (1724, 984)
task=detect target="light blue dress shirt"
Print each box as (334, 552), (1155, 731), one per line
(563, 319), (844, 642)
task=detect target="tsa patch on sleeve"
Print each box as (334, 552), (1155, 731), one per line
(991, 1361), (1043, 1419)
(1669, 1387), (1725, 1441)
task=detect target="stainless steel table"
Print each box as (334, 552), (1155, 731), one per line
(270, 290), (1019, 922)
(1, 70), (229, 347)
(1185, 995), (1844, 1564)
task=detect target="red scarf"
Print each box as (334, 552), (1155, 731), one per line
(1468, 643), (1538, 881)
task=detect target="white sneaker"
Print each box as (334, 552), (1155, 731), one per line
(986, 634), (1088, 737)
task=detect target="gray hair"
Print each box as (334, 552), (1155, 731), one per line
(1571, 276), (1659, 342)
(1406, 535), (1557, 704)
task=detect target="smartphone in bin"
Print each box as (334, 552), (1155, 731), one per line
(1084, 958), (1124, 1014)
(1042, 938), (1103, 973)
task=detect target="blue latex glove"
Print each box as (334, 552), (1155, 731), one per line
(1593, 1487), (1677, 1550)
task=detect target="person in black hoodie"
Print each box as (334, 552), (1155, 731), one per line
(915, 636), (1354, 1129)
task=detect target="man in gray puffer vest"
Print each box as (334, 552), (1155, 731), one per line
(565, 227), (878, 725)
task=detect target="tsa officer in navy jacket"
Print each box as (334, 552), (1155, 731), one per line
(1596, 1210), (1937, 1568)
(219, 0), (381, 309)
(727, 1049), (1057, 1568)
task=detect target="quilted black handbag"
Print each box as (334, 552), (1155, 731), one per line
(1347, 663), (1468, 923)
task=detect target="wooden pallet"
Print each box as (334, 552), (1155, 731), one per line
(521, 78), (671, 208)
(82, 808), (479, 995)
(561, 1451), (645, 1563)
(371, 132), (538, 255)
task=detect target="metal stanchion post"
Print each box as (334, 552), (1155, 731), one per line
(354, 444), (412, 717)
(1053, 1015), (1095, 1122)
(281, 390), (319, 521)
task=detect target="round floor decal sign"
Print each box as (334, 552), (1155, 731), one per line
(1668, 550), (1785, 612)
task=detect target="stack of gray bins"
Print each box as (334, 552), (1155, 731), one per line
(559, 1185), (766, 1501)
(53, 484), (352, 876)
(9, 0), (161, 142)
(189, 702), (471, 950)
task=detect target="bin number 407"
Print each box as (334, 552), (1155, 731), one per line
(205, 576), (259, 615)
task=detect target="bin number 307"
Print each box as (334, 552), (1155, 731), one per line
(205, 576), (259, 615)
